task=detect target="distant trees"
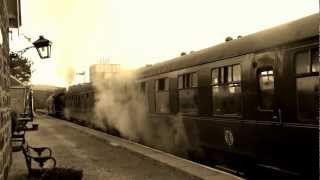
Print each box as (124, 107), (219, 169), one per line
(9, 52), (32, 83)
(225, 36), (233, 42)
(180, 52), (187, 56)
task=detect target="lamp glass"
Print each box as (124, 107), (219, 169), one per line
(38, 47), (47, 58)
(36, 44), (51, 59)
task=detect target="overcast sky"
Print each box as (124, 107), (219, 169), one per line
(9, 0), (318, 87)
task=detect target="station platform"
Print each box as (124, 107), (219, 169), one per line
(9, 115), (243, 180)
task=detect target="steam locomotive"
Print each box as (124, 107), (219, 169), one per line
(48, 14), (319, 179)
(47, 89), (66, 118)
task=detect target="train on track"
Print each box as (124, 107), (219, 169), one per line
(47, 88), (66, 118)
(48, 14), (319, 179)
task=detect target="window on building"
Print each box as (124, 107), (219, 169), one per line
(211, 64), (241, 116)
(258, 69), (274, 110)
(178, 72), (198, 89)
(295, 48), (319, 122)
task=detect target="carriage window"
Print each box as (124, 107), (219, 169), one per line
(212, 65), (240, 85)
(233, 65), (241, 82)
(191, 73), (198, 87)
(185, 73), (191, 88)
(311, 48), (319, 73)
(158, 79), (164, 91)
(156, 78), (169, 91)
(212, 68), (219, 85)
(211, 64), (242, 116)
(140, 82), (146, 93)
(178, 72), (199, 114)
(178, 75), (183, 89)
(211, 68), (226, 85)
(220, 67), (225, 84)
(74, 96), (77, 105)
(228, 66), (232, 82)
(165, 78), (169, 90)
(71, 96), (73, 105)
(295, 51), (310, 74)
(258, 69), (274, 110)
(227, 65), (241, 83)
(178, 72), (198, 89)
(295, 48), (319, 122)
(155, 78), (170, 113)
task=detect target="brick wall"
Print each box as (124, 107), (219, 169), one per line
(10, 87), (27, 114)
(0, 0), (12, 180)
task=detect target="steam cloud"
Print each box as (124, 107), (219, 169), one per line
(93, 71), (191, 157)
(64, 66), (75, 86)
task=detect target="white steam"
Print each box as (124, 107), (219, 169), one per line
(93, 71), (190, 156)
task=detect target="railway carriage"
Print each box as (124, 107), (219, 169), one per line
(136, 14), (319, 178)
(64, 83), (95, 124)
(49, 14), (319, 179)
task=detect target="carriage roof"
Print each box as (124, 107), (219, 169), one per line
(67, 83), (94, 94)
(137, 14), (319, 78)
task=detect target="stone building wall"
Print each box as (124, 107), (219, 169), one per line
(10, 87), (27, 114)
(0, 1), (12, 180)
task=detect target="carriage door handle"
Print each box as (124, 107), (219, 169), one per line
(278, 109), (283, 124)
(272, 109), (282, 124)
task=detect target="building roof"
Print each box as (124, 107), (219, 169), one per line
(7, 0), (22, 28)
(68, 83), (95, 94)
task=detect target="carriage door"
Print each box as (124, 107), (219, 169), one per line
(252, 51), (279, 122)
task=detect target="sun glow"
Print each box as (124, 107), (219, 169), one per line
(10, 0), (318, 86)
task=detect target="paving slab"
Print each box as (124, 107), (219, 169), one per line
(9, 115), (242, 180)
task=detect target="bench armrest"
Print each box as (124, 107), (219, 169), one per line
(22, 145), (57, 169)
(30, 156), (57, 168)
(28, 145), (53, 156)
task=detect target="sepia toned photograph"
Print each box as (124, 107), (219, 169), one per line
(0, 0), (319, 179)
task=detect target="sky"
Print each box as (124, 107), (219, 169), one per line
(9, 0), (318, 87)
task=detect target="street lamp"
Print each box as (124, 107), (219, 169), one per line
(32, 36), (52, 59)
(12, 35), (52, 59)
